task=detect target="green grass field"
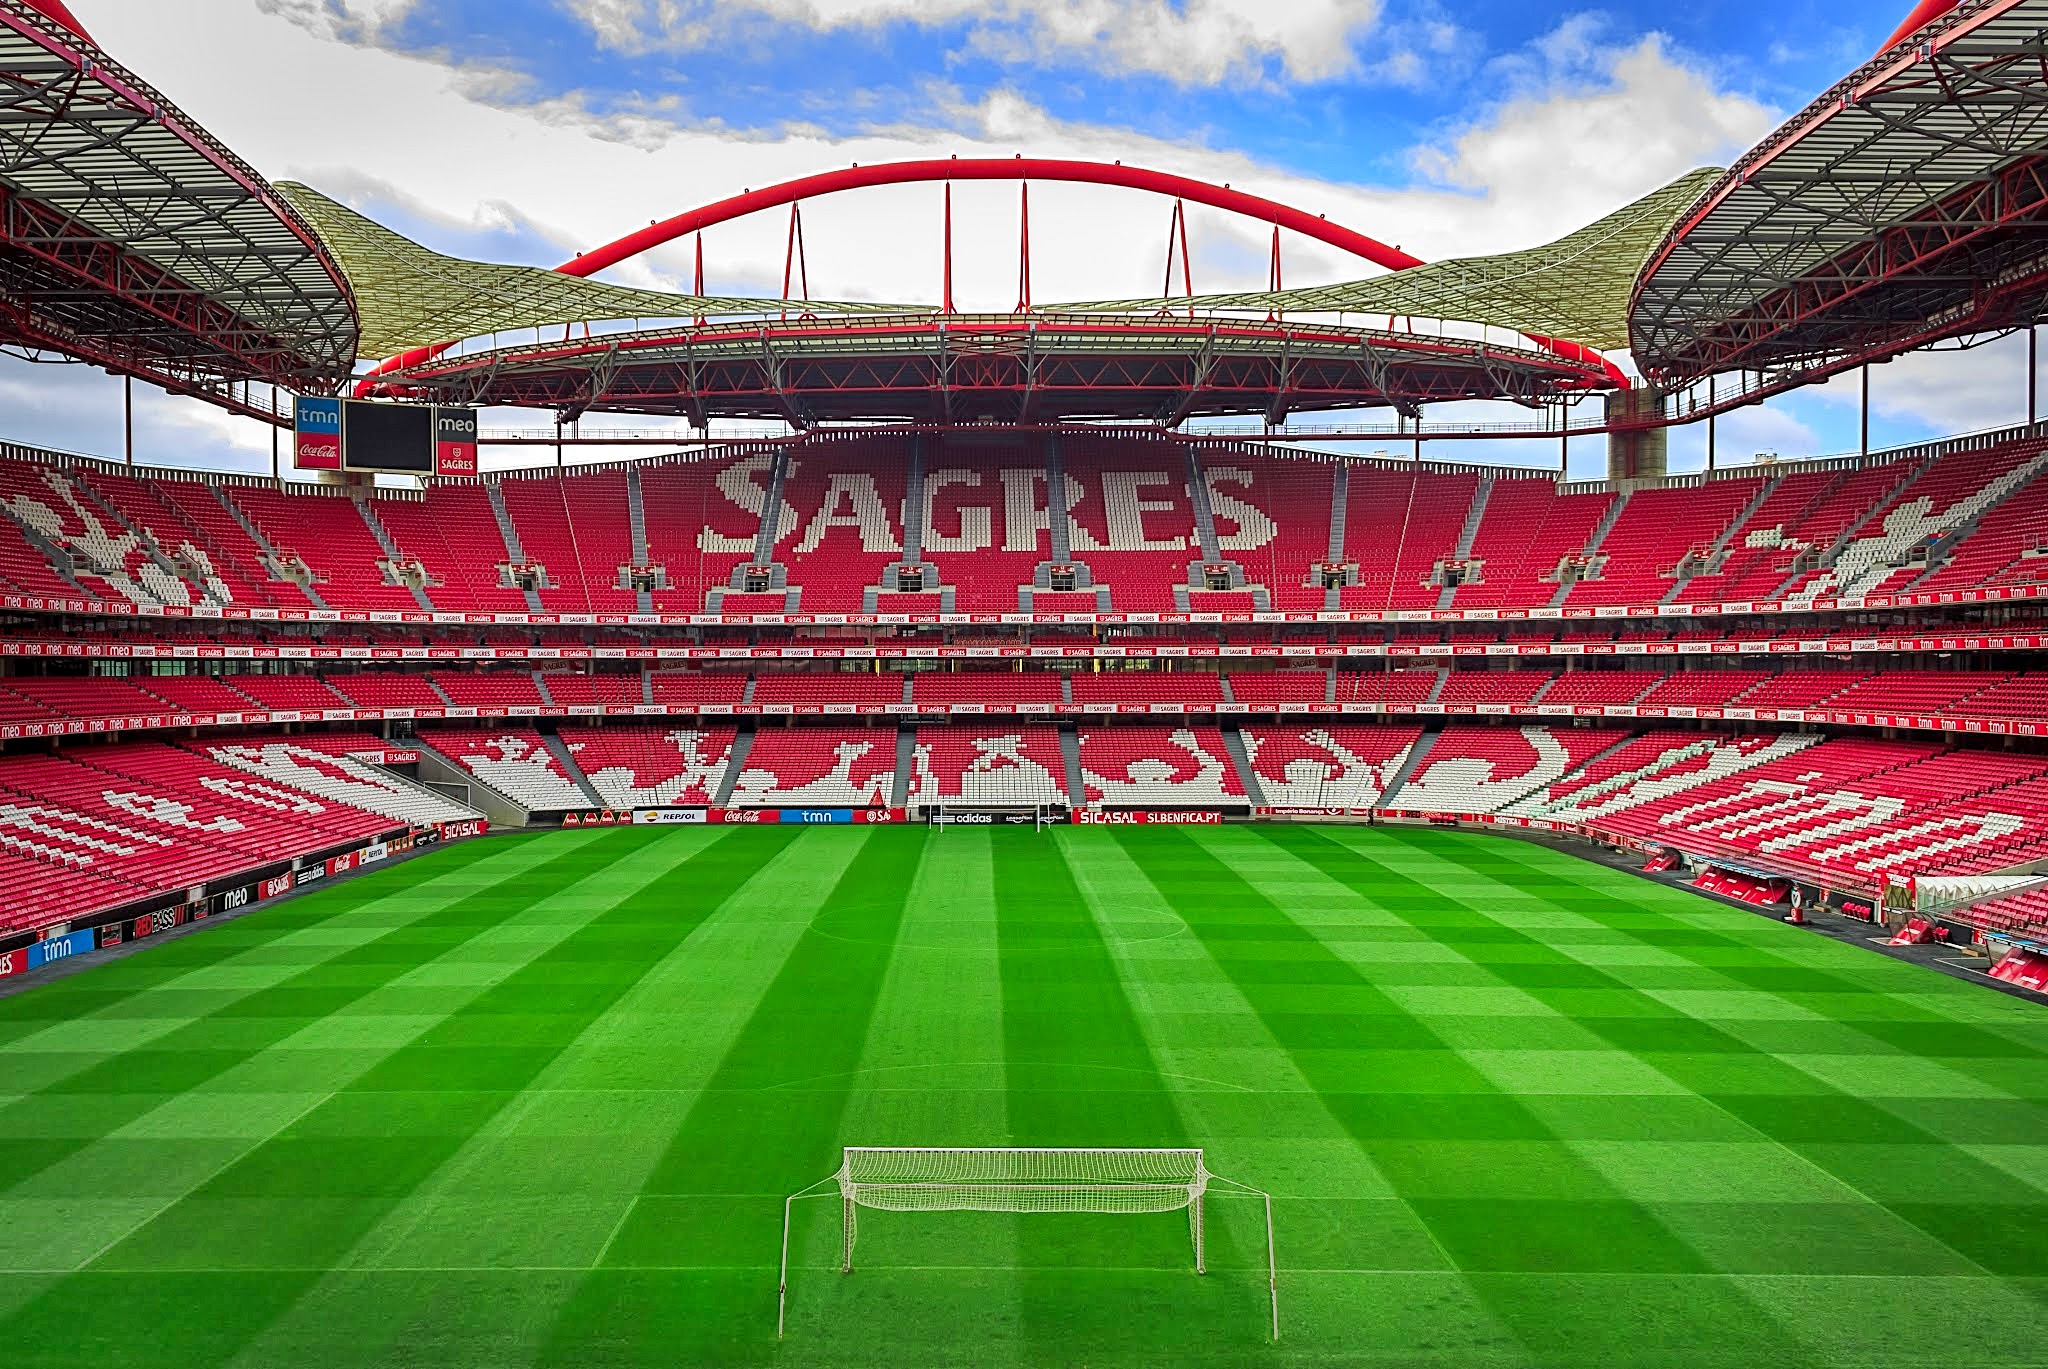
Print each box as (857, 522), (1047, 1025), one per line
(2, 823), (2046, 1368)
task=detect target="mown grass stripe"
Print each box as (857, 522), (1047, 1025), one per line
(993, 828), (1196, 1360)
(529, 827), (931, 1368)
(1267, 824), (2045, 1283)
(0, 834), (618, 1189)
(0, 825), (774, 1369)
(219, 829), (852, 1369)
(998, 831), (1182, 1143)
(0, 836), (514, 1035)
(1410, 828), (2048, 1054)
(1131, 824), (1837, 1368)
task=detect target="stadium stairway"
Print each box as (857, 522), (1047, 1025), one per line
(893, 726), (916, 808)
(410, 737), (534, 827)
(624, 464), (655, 613)
(901, 435), (929, 561)
(1323, 462), (1349, 611)
(356, 497), (438, 612)
(1379, 727), (1442, 800)
(751, 449), (793, 569)
(1904, 446), (2048, 591)
(66, 472), (226, 609)
(1552, 488), (1633, 608)
(1437, 476), (1494, 610)
(1663, 472), (1783, 603)
(713, 728), (755, 805)
(1058, 723), (1087, 806)
(1045, 437), (1074, 565)
(213, 485), (325, 608)
(1221, 726), (1267, 805)
(540, 730), (610, 809)
(0, 492), (93, 600)
(1771, 455), (1934, 599)
(1186, 447), (1222, 562)
(486, 482), (547, 613)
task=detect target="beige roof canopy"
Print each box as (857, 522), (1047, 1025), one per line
(275, 183), (910, 359)
(1044, 168), (1721, 353)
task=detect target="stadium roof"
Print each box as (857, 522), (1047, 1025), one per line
(0, 0), (357, 406)
(1045, 169), (1721, 356)
(1630, 0), (2048, 386)
(367, 311), (1613, 426)
(276, 183), (909, 360)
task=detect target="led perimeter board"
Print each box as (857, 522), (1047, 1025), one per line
(293, 398), (478, 475)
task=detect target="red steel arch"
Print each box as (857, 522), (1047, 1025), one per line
(1882, 0), (1960, 52)
(361, 156), (1623, 394)
(561, 157), (1424, 280)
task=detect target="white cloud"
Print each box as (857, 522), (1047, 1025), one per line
(254, 0), (419, 43)
(1807, 333), (2038, 439)
(1711, 402), (1823, 465)
(1411, 23), (1774, 245)
(560, 0), (1383, 86)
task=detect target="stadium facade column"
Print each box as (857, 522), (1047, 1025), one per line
(1706, 375), (1716, 472)
(1602, 387), (1666, 482)
(1861, 366), (1871, 457)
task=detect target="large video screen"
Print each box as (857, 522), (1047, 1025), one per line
(342, 400), (435, 473)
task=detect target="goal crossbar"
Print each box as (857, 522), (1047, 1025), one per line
(778, 1146), (1277, 1340)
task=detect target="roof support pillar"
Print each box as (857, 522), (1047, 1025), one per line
(1604, 387), (1666, 483)
(1860, 365), (1870, 458)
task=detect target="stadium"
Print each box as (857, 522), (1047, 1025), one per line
(1, 0), (2048, 1364)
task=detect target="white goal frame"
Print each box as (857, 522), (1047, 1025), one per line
(778, 1145), (1277, 1340)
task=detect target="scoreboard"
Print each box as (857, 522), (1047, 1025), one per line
(294, 398), (478, 476)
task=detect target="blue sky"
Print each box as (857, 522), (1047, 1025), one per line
(3, 0), (2026, 476)
(357, 0), (1862, 185)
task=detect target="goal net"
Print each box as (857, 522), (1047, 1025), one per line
(778, 1146), (1276, 1339)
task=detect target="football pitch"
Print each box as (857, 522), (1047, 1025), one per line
(2, 823), (2046, 1368)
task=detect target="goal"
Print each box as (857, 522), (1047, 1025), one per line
(778, 1146), (1277, 1339)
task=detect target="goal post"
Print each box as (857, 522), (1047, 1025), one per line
(778, 1146), (1277, 1340)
